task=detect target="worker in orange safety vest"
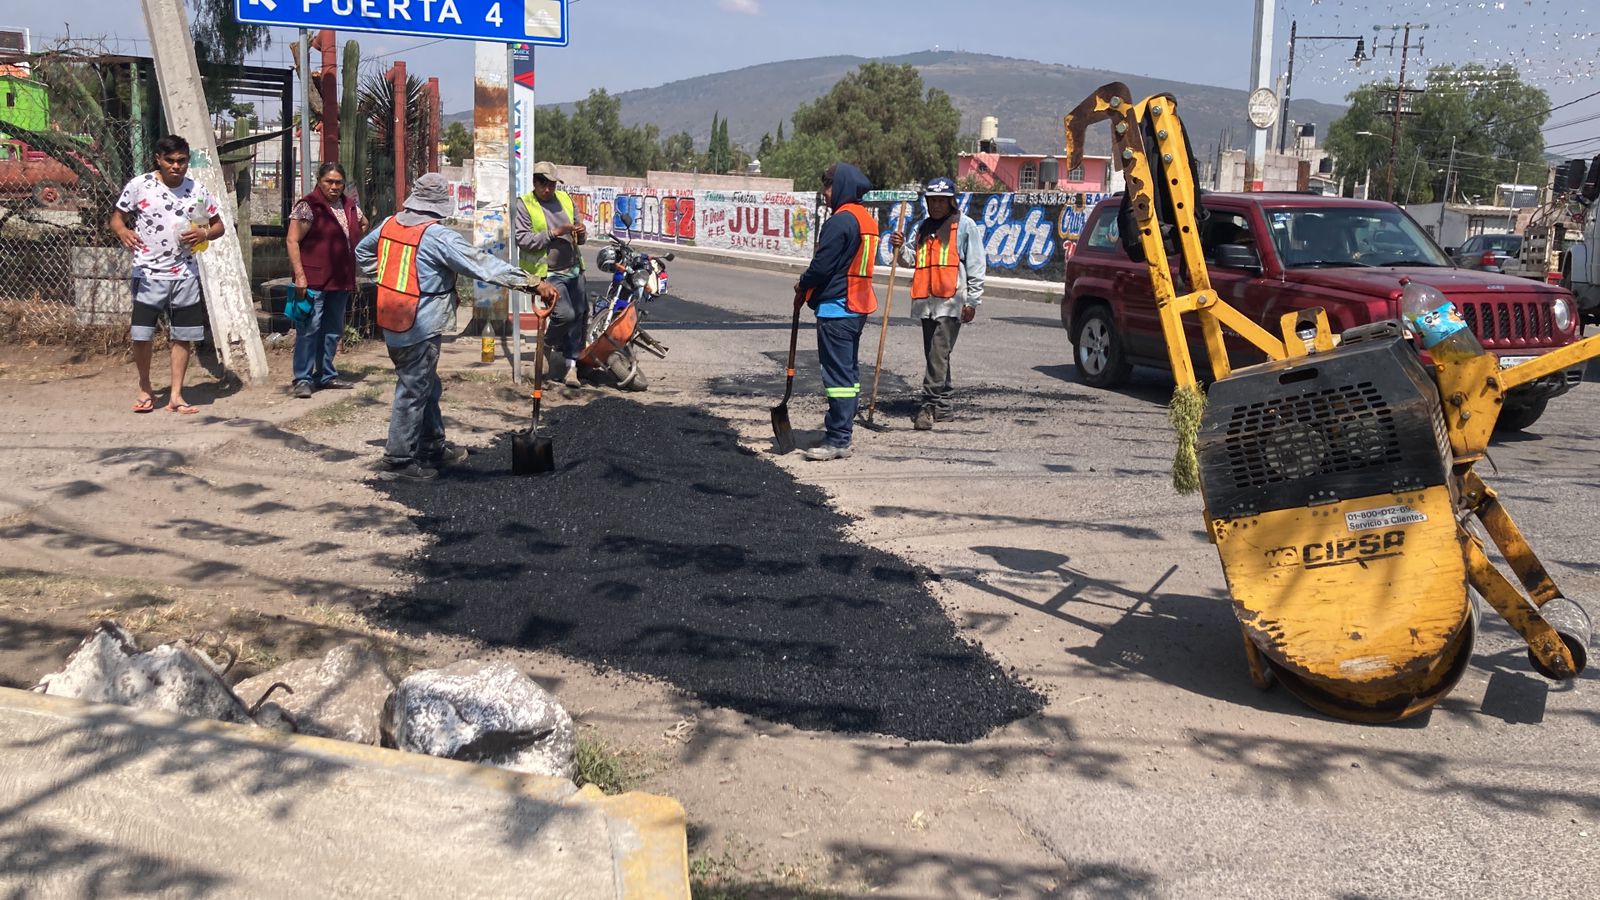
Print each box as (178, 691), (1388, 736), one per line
(792, 162), (878, 461)
(889, 176), (986, 431)
(357, 173), (559, 481)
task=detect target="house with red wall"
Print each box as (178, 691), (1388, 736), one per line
(958, 146), (1114, 194)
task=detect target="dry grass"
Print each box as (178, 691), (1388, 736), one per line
(0, 299), (134, 354)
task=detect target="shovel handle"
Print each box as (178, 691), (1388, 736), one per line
(531, 313), (545, 426)
(780, 303), (800, 405)
(865, 247), (899, 420)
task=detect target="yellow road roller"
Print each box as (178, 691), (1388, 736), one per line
(1064, 83), (1598, 722)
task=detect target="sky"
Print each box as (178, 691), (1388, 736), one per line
(9, 1), (1600, 152)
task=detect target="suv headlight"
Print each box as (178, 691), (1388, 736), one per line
(1552, 295), (1573, 332)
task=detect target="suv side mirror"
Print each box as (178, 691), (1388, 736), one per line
(1214, 243), (1262, 272)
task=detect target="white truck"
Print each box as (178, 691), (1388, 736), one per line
(1561, 158), (1600, 325)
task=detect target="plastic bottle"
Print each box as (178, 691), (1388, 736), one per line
(1399, 278), (1486, 364)
(187, 209), (210, 253)
(481, 333), (496, 363)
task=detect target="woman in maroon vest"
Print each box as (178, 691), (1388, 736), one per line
(286, 162), (368, 397)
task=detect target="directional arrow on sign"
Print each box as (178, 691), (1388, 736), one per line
(249, 0), (278, 10)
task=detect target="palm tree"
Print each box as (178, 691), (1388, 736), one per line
(356, 71), (433, 220)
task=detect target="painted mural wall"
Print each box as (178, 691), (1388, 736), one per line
(550, 185), (1111, 283)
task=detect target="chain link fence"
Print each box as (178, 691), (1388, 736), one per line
(0, 48), (163, 350)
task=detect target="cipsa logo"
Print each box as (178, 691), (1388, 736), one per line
(1265, 530), (1408, 571)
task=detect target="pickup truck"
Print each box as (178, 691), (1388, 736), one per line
(1063, 193), (1585, 430)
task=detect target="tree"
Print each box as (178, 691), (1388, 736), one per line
(661, 131), (697, 171)
(758, 132), (774, 160)
(706, 112), (732, 174)
(763, 132), (842, 191)
(1325, 63), (1547, 204)
(443, 120), (474, 166)
(187, 0), (270, 110)
(789, 62), (960, 189)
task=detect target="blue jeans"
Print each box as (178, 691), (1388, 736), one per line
(545, 272), (589, 363)
(384, 335), (445, 467)
(292, 289), (351, 386)
(816, 314), (865, 447)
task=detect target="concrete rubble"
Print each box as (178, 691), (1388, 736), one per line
(34, 624), (576, 782)
(33, 620), (255, 724)
(381, 659), (577, 781)
(234, 642), (396, 744)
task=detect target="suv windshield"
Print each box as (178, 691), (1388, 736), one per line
(1263, 206), (1452, 269)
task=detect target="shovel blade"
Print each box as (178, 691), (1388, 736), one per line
(770, 404), (795, 454)
(511, 429), (556, 475)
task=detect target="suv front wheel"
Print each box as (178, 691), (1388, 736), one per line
(1495, 397), (1547, 432)
(1072, 304), (1132, 388)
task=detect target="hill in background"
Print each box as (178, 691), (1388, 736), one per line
(447, 50), (1346, 164)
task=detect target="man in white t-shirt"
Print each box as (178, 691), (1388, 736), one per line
(109, 134), (224, 415)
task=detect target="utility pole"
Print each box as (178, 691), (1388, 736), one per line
(1247, 0), (1275, 191)
(1438, 137), (1457, 237)
(1379, 22), (1427, 202)
(138, 0), (269, 384)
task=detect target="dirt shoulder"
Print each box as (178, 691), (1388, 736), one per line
(0, 338), (1066, 898)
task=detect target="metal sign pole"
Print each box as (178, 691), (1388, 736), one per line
(299, 29), (312, 196)
(507, 43), (522, 385)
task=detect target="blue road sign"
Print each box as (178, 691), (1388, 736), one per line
(235, 0), (568, 46)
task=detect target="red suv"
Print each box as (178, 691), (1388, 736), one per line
(1062, 193), (1585, 430)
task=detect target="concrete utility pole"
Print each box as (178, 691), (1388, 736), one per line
(471, 42), (511, 337)
(1247, 0), (1275, 191)
(139, 0), (269, 384)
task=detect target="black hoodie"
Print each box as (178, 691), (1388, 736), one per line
(797, 162), (873, 308)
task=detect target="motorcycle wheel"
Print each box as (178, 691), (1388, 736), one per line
(607, 351), (649, 392)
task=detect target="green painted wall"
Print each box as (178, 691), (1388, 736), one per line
(0, 77), (49, 134)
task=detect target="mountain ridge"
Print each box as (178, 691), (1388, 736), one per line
(447, 50), (1346, 165)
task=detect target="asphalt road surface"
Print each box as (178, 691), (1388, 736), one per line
(633, 252), (1600, 898)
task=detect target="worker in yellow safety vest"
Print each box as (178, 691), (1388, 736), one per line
(889, 176), (986, 431)
(513, 160), (588, 387)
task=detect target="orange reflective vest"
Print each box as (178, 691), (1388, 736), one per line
(910, 217), (961, 301)
(840, 204), (879, 314)
(374, 218), (434, 333)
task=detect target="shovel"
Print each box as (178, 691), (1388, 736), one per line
(770, 303), (801, 454)
(511, 308), (555, 475)
(860, 219), (904, 432)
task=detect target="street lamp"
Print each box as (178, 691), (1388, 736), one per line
(1281, 20), (1368, 153)
(1354, 130), (1386, 199)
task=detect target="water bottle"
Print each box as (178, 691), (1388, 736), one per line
(188, 209), (210, 253)
(1399, 278), (1486, 365)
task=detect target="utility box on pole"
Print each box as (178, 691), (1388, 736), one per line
(139, 0), (269, 385)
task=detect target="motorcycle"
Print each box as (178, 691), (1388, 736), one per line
(580, 224), (672, 391)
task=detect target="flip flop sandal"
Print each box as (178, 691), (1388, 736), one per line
(165, 403), (200, 415)
(133, 396), (156, 413)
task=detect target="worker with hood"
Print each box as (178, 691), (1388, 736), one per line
(792, 162), (878, 461)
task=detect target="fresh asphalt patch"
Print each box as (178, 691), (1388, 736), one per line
(372, 397), (1044, 743)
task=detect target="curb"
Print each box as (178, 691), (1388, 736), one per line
(632, 239), (1064, 306)
(0, 686), (689, 898)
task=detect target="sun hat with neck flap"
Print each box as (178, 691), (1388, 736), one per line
(395, 172), (455, 226)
